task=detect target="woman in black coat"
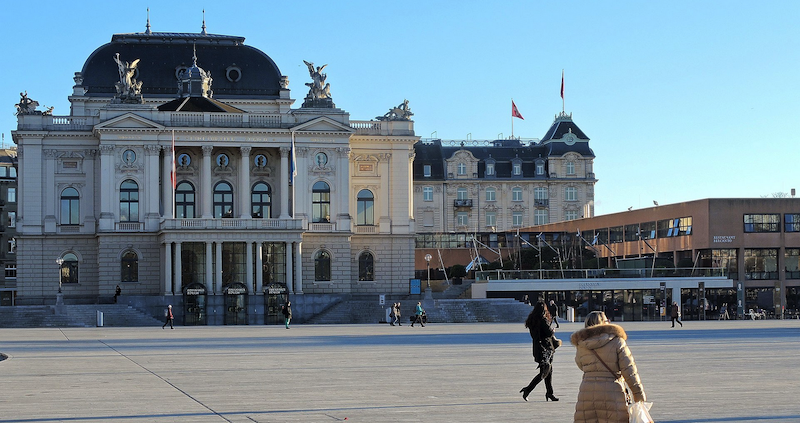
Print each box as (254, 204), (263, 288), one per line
(520, 300), (560, 402)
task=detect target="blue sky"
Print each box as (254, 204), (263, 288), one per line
(2, 1), (798, 215)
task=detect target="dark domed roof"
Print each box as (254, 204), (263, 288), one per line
(80, 32), (283, 99)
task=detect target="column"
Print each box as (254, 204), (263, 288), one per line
(161, 145), (174, 219)
(286, 241), (293, 293)
(205, 241), (213, 294)
(216, 241), (223, 294)
(279, 146), (290, 219)
(174, 242), (182, 293)
(43, 149), (57, 232)
(246, 241), (254, 293)
(379, 154), (391, 232)
(201, 146), (213, 218)
(295, 241), (303, 294)
(255, 242), (264, 294)
(239, 146), (252, 219)
(98, 145), (115, 230)
(164, 242), (173, 295)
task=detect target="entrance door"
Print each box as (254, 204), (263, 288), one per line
(265, 283), (288, 325)
(224, 282), (248, 325)
(183, 282), (207, 325)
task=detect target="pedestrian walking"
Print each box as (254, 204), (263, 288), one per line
(393, 302), (402, 326)
(114, 285), (121, 303)
(282, 301), (292, 329)
(671, 301), (683, 327)
(520, 301), (561, 402)
(571, 311), (647, 422)
(548, 299), (560, 328)
(411, 301), (425, 327)
(719, 303), (730, 320)
(162, 304), (174, 329)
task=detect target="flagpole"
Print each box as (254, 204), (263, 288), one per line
(511, 98), (514, 139)
(561, 70), (565, 114)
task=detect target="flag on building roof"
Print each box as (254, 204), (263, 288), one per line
(512, 100), (524, 120)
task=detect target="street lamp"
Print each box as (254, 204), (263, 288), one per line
(55, 258), (64, 293)
(424, 254), (432, 291)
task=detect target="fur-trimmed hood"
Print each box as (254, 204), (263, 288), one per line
(570, 324), (627, 350)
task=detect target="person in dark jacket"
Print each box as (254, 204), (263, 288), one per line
(671, 301), (683, 327)
(162, 304), (174, 329)
(282, 301), (292, 329)
(520, 301), (560, 402)
(548, 299), (560, 328)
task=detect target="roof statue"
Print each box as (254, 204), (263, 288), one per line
(15, 91), (41, 115)
(377, 99), (414, 121)
(113, 53), (144, 103)
(301, 60), (335, 108)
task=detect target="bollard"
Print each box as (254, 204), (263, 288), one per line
(96, 310), (104, 327)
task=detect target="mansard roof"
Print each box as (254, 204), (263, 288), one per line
(80, 32), (282, 99)
(157, 96), (244, 113)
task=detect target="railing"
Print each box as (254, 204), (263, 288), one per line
(534, 199), (549, 207)
(475, 267), (729, 282)
(349, 120), (414, 136)
(116, 222), (144, 232)
(17, 115), (96, 131)
(58, 225), (81, 233)
(454, 199), (473, 207)
(309, 222), (335, 232)
(161, 218), (302, 231)
(354, 225), (377, 234)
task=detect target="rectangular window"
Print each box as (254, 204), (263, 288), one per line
(423, 210), (434, 227)
(744, 214), (780, 233)
(566, 161), (575, 175)
(536, 163), (544, 175)
(512, 188), (522, 202)
(423, 164), (431, 177)
(639, 221), (656, 240)
(423, 186), (433, 201)
(485, 188), (495, 202)
(534, 187), (548, 200)
(565, 187), (577, 201)
(786, 248), (800, 279)
(4, 264), (16, 279)
(8, 238), (15, 254)
(485, 212), (496, 227)
(785, 214), (800, 232)
(513, 163), (522, 175)
(744, 248), (778, 280)
(457, 187), (468, 200)
(534, 209), (548, 225)
(7, 188), (15, 203)
(565, 210), (578, 221)
(486, 163), (494, 176)
(512, 212), (523, 227)
(8, 212), (15, 228)
(457, 212), (468, 226)
(624, 224), (639, 241)
(609, 226), (623, 243)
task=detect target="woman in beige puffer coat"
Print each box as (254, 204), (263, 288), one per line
(570, 311), (646, 423)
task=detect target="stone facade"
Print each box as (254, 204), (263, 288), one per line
(11, 29), (417, 317)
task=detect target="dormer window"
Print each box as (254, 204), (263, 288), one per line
(566, 161), (575, 175)
(513, 162), (522, 176)
(486, 162), (495, 176)
(423, 164), (431, 177)
(536, 162), (545, 176)
(458, 162), (466, 175)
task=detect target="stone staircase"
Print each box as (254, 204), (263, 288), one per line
(0, 304), (164, 328)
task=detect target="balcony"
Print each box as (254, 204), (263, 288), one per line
(534, 199), (549, 207)
(161, 218), (303, 231)
(354, 225), (378, 234)
(116, 222), (144, 232)
(454, 199), (473, 208)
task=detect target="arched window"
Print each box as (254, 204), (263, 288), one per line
(60, 188), (80, 225)
(251, 182), (271, 218)
(314, 250), (331, 281)
(312, 181), (331, 223)
(121, 250), (138, 282)
(60, 253), (78, 284)
(176, 182), (196, 219)
(356, 189), (374, 226)
(359, 251), (374, 281)
(119, 179), (139, 222)
(214, 182), (234, 218)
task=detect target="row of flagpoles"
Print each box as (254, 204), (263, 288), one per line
(510, 70), (565, 138)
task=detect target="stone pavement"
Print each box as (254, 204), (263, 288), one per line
(0, 320), (798, 422)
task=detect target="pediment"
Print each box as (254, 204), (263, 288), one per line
(291, 117), (354, 133)
(94, 113), (165, 130)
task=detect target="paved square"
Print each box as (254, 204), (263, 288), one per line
(1, 320), (798, 422)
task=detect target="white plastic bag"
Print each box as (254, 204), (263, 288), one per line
(629, 401), (654, 423)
